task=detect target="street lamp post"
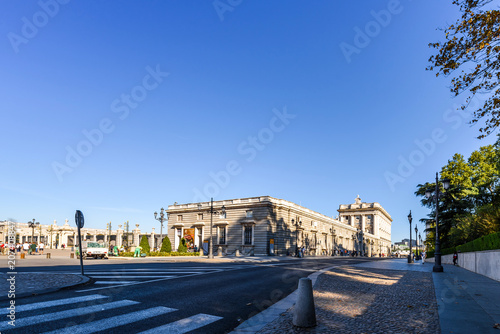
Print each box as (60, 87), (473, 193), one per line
(154, 208), (167, 251)
(292, 219), (302, 256)
(415, 225), (418, 258)
(330, 228), (336, 256)
(28, 219), (39, 243)
(107, 222), (112, 245)
(356, 228), (364, 256)
(425, 173), (450, 273)
(408, 211), (413, 263)
(198, 198), (225, 259)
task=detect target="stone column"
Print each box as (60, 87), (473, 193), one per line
(116, 226), (123, 247)
(150, 228), (156, 250)
(133, 225), (140, 247)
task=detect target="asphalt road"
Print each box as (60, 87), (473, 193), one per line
(1, 257), (372, 333)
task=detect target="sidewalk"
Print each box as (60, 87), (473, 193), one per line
(234, 259), (500, 334)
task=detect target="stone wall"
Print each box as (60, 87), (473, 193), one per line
(427, 250), (500, 282)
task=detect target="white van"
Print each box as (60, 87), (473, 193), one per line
(77, 241), (109, 259)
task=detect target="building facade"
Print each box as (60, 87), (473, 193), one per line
(0, 220), (152, 250)
(166, 195), (392, 256)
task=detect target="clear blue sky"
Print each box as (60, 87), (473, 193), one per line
(1, 0), (497, 243)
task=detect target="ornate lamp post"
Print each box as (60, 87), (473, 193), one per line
(107, 222), (112, 245)
(330, 228), (336, 256)
(154, 208), (167, 250)
(28, 219), (39, 243)
(198, 198), (225, 259)
(408, 211), (413, 263)
(292, 219), (302, 257)
(415, 225), (419, 258)
(425, 173), (450, 272)
(356, 228), (364, 256)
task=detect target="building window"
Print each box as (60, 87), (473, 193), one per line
(246, 210), (253, 218)
(197, 213), (203, 220)
(244, 225), (253, 245)
(218, 226), (226, 244)
(177, 215), (183, 222)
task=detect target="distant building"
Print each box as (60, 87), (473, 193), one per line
(166, 195), (392, 256)
(0, 220), (148, 249)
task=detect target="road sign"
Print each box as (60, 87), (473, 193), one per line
(75, 210), (84, 228)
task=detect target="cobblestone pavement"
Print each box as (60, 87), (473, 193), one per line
(0, 272), (87, 298)
(257, 266), (440, 334)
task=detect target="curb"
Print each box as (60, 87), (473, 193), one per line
(0, 274), (92, 302)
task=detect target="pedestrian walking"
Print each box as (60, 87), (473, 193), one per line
(453, 251), (458, 265)
(23, 242), (29, 254)
(29, 242), (36, 255)
(39, 242), (44, 255)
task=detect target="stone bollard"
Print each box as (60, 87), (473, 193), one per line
(70, 253), (74, 258)
(199, 248), (204, 256)
(293, 278), (316, 328)
(235, 249), (240, 257)
(217, 246), (222, 257)
(46, 253), (51, 259)
(20, 253), (25, 259)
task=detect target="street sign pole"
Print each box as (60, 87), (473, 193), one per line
(75, 210), (85, 276)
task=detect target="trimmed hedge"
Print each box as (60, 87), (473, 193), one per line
(178, 238), (187, 253)
(139, 235), (150, 253)
(160, 237), (172, 253)
(427, 232), (500, 258)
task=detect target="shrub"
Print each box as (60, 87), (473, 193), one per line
(160, 236), (172, 253)
(139, 235), (150, 253)
(427, 232), (500, 257)
(178, 238), (187, 253)
(457, 231), (500, 253)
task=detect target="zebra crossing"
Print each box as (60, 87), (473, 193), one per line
(0, 294), (222, 333)
(77, 265), (252, 291)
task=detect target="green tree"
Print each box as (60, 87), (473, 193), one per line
(177, 238), (187, 253)
(139, 235), (150, 253)
(427, 0), (500, 139)
(160, 236), (172, 253)
(416, 140), (500, 248)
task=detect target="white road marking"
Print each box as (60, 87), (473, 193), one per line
(0, 294), (107, 314)
(138, 313), (223, 334)
(93, 281), (136, 284)
(0, 300), (139, 331)
(42, 306), (177, 334)
(89, 275), (175, 279)
(86, 271), (200, 274)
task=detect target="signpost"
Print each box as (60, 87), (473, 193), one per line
(75, 210), (85, 275)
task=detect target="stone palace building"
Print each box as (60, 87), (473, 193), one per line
(1, 195), (392, 256)
(166, 195), (392, 256)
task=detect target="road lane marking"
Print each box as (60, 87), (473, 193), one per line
(86, 271), (201, 274)
(0, 294), (107, 314)
(89, 275), (175, 278)
(42, 306), (177, 334)
(138, 313), (223, 334)
(93, 281), (136, 284)
(0, 300), (139, 331)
